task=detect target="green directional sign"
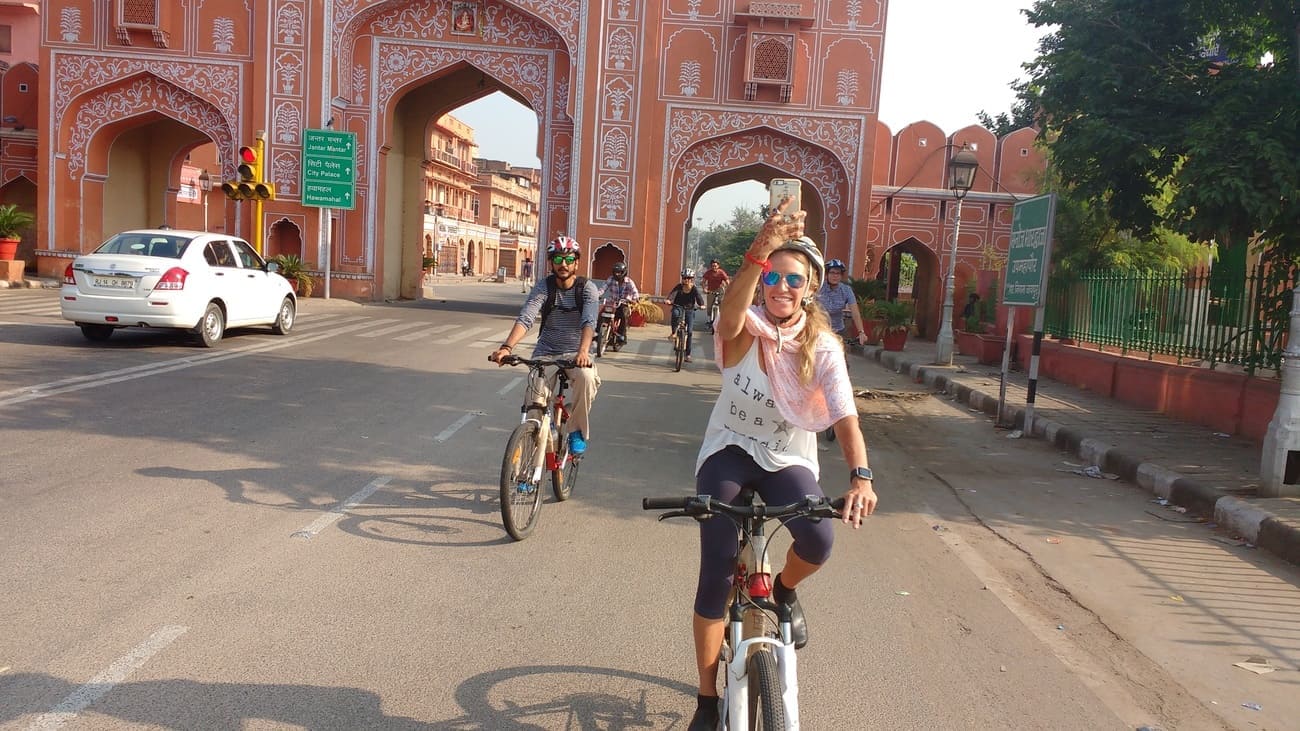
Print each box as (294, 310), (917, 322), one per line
(301, 129), (357, 209)
(1002, 193), (1057, 307)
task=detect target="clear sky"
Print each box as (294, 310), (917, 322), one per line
(453, 1), (1047, 229)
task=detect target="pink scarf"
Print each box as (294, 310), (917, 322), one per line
(716, 305), (857, 432)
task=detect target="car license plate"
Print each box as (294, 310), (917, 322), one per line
(92, 275), (135, 289)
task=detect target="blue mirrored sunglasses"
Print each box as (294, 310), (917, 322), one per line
(760, 270), (808, 289)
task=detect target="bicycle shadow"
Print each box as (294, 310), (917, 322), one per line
(432, 664), (696, 730)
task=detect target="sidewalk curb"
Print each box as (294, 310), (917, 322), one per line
(864, 346), (1300, 567)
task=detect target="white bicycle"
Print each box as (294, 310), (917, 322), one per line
(643, 492), (844, 729)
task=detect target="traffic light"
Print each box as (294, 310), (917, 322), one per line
(222, 141), (275, 200)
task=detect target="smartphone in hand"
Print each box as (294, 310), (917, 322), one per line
(769, 178), (801, 219)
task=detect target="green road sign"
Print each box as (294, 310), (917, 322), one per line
(301, 129), (357, 209)
(1002, 193), (1057, 307)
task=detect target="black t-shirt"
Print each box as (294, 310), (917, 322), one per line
(669, 285), (705, 309)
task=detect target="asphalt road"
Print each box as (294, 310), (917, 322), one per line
(0, 283), (1296, 730)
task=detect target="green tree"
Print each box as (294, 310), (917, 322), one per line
(976, 94), (1037, 137)
(1023, 0), (1299, 257)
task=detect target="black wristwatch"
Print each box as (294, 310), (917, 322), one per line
(849, 467), (874, 481)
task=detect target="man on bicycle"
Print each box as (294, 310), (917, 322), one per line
(599, 261), (640, 345)
(816, 258), (869, 348)
(700, 259), (730, 330)
(667, 268), (705, 363)
(490, 236), (602, 456)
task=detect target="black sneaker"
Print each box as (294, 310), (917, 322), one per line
(688, 696), (720, 731)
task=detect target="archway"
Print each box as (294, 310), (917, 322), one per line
(591, 242), (626, 282)
(268, 218), (305, 259)
(880, 238), (941, 339)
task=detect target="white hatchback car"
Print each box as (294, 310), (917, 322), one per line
(60, 229), (297, 347)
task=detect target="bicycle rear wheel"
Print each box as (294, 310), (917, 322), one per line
(499, 422), (544, 540)
(746, 649), (786, 730)
(551, 427), (579, 501)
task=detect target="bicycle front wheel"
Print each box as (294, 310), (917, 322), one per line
(746, 649), (786, 730)
(551, 427), (579, 501)
(596, 322), (608, 357)
(499, 422), (544, 540)
(674, 336), (685, 372)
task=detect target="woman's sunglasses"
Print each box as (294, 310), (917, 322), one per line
(760, 270), (808, 289)
(550, 254), (578, 265)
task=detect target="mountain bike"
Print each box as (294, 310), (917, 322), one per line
(493, 355), (582, 540)
(642, 492), (844, 729)
(708, 289), (724, 334)
(670, 304), (693, 372)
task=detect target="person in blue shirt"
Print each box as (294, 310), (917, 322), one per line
(816, 258), (868, 346)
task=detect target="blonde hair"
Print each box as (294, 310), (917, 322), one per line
(762, 251), (835, 385)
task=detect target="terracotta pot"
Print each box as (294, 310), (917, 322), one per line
(882, 329), (907, 351)
(0, 237), (17, 261)
(628, 311), (646, 327)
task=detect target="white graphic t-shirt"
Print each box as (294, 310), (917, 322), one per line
(696, 339), (819, 478)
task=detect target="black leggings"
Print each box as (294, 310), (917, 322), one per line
(694, 446), (834, 618)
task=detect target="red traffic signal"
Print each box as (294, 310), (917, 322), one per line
(236, 144), (261, 183)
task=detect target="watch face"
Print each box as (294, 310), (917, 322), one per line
(852, 467), (873, 480)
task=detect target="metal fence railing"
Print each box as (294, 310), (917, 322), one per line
(1043, 266), (1293, 376)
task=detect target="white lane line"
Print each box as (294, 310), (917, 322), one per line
(0, 319), (378, 407)
(27, 625), (188, 730)
(498, 376), (524, 396)
(431, 325), (492, 345)
(434, 411), (486, 443)
(291, 476), (392, 539)
(355, 321), (427, 338)
(394, 323), (458, 342)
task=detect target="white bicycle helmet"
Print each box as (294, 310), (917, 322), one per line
(681, 268), (695, 278)
(772, 236), (826, 283)
(546, 235), (581, 257)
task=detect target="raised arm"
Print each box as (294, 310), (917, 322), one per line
(714, 198), (805, 342)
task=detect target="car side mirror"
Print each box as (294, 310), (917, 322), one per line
(266, 261), (281, 274)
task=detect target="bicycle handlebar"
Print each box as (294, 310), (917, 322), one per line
(642, 494), (845, 520)
(489, 354), (582, 369)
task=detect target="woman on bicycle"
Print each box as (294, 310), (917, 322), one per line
(667, 269), (705, 363)
(687, 202), (877, 730)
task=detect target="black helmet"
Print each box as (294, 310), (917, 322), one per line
(612, 262), (627, 276)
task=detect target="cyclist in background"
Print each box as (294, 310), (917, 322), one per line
(490, 236), (602, 457)
(701, 259), (730, 330)
(686, 207), (877, 730)
(599, 261), (640, 346)
(667, 269), (706, 363)
(817, 258), (869, 348)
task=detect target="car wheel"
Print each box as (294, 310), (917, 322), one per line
(271, 296), (296, 335)
(195, 302), (225, 347)
(78, 324), (114, 342)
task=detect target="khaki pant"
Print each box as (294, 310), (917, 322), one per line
(526, 353), (601, 440)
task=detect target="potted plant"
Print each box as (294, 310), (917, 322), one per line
(873, 299), (913, 351)
(269, 253), (313, 297)
(627, 296), (665, 326)
(0, 203), (35, 261)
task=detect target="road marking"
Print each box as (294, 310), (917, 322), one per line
(0, 319), (379, 407)
(394, 323), (458, 342)
(0, 302), (60, 315)
(431, 325), (492, 345)
(356, 321), (427, 338)
(498, 376), (524, 396)
(27, 625), (188, 730)
(291, 476), (392, 539)
(434, 411), (485, 442)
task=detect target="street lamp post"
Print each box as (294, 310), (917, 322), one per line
(935, 147), (980, 365)
(197, 170), (212, 231)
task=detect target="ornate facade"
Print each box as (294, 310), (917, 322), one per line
(28, 0), (1043, 314)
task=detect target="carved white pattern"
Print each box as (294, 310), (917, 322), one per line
(602, 77), (633, 121)
(597, 175), (628, 220)
(277, 4), (305, 45)
(847, 0), (862, 30)
(602, 127), (629, 170)
(275, 52), (303, 95)
(553, 78), (570, 120)
(213, 18), (235, 53)
(672, 133), (847, 227)
(60, 8), (81, 43)
(352, 65), (368, 104)
(551, 145), (570, 197)
(274, 102), (303, 145)
(53, 56), (240, 133)
(607, 27), (634, 70)
(334, 0), (579, 101)
(611, 0), (634, 20)
(687, 0), (702, 20)
(679, 60), (701, 96)
(272, 151), (299, 196)
(667, 109), (862, 180)
(65, 76), (233, 180)
(372, 43), (550, 115)
(836, 69), (859, 106)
